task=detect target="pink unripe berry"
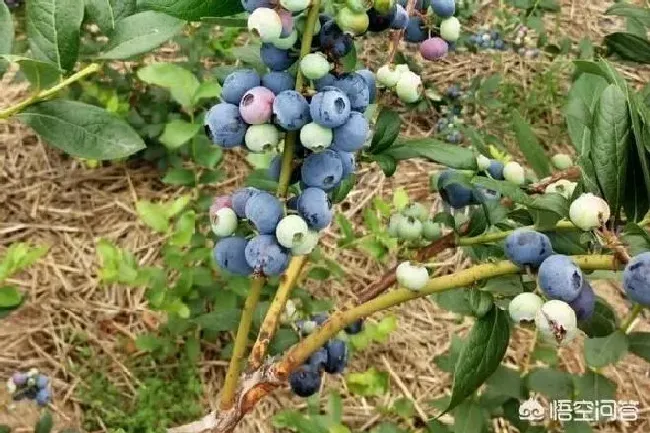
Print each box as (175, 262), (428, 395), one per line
(210, 195), (232, 215)
(239, 86), (275, 125)
(420, 37), (448, 61)
(277, 8), (294, 37)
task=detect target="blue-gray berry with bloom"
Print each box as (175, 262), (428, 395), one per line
(335, 73), (370, 112)
(273, 90), (311, 130)
(221, 69), (261, 104)
(324, 339), (348, 374)
(437, 169), (474, 209)
(261, 43), (297, 71)
(301, 149), (344, 190)
(310, 87), (352, 128)
(245, 191), (283, 234)
(262, 71), (296, 95)
(231, 187), (261, 218)
(569, 280), (596, 321)
(623, 252), (650, 306)
(289, 365), (322, 397)
(245, 234), (289, 276)
(214, 237), (254, 276)
(331, 111), (369, 152)
(297, 187), (333, 230)
(204, 103), (248, 148)
(538, 254), (584, 303)
(504, 229), (553, 268)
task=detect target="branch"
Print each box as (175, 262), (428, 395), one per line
(0, 63), (101, 119)
(169, 254), (620, 433)
(527, 166), (582, 194)
(220, 277), (265, 409)
(386, 0), (417, 64)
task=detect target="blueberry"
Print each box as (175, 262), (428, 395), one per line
(569, 280), (596, 321)
(440, 17), (461, 42)
(420, 37), (449, 61)
(248, 8), (283, 43)
(301, 150), (344, 191)
(356, 69), (377, 103)
(405, 16), (428, 43)
(312, 312), (328, 324)
(289, 365), (322, 397)
(300, 122), (333, 151)
(398, 0), (430, 10)
(504, 229), (553, 268)
(214, 237), (254, 276)
(336, 150), (356, 178)
(324, 339), (348, 374)
(244, 234), (289, 276)
(535, 300), (578, 345)
(487, 160), (505, 180)
(367, 7), (395, 32)
(623, 252), (650, 306)
(231, 187), (261, 217)
(494, 39), (505, 50)
(260, 43), (297, 71)
(297, 187), (333, 230)
(335, 73), (370, 112)
(274, 90), (311, 130)
(262, 72), (296, 95)
(431, 0), (455, 18)
(437, 169), (474, 209)
(221, 69), (261, 105)
(344, 319), (364, 335)
(397, 216), (423, 240)
(239, 86), (275, 125)
(390, 4), (409, 30)
(245, 191), (283, 234)
(276, 214), (310, 248)
(319, 20), (354, 59)
(204, 103), (248, 148)
(241, 0), (275, 13)
(314, 73), (337, 91)
(35, 374), (49, 389)
(310, 87), (352, 128)
(268, 155), (282, 181)
(508, 292), (544, 323)
(35, 388), (50, 406)
(210, 195), (233, 214)
(538, 255), (584, 303)
(308, 348), (329, 369)
(472, 187), (501, 203)
(211, 208), (238, 237)
(277, 8), (294, 36)
(331, 111), (369, 152)
(12, 372), (28, 386)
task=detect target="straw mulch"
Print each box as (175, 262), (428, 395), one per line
(2, 0), (650, 432)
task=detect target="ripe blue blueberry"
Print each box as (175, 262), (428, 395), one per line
(12, 372), (28, 386)
(260, 43), (297, 71)
(569, 280), (596, 321)
(289, 365), (322, 397)
(356, 69), (377, 103)
(301, 149), (344, 190)
(345, 319), (364, 334)
(262, 71), (295, 95)
(244, 234), (289, 276)
(324, 339), (348, 374)
(204, 103), (248, 148)
(367, 7), (395, 32)
(310, 87), (352, 128)
(312, 312), (329, 325)
(274, 90), (311, 130)
(241, 0), (275, 13)
(297, 187), (333, 230)
(268, 155), (282, 181)
(245, 191), (283, 234)
(431, 0), (455, 18)
(36, 374), (49, 389)
(538, 254), (584, 303)
(314, 73), (337, 91)
(335, 73), (370, 112)
(36, 388), (50, 407)
(437, 169), (474, 209)
(337, 150), (356, 178)
(487, 159), (505, 180)
(221, 69), (261, 105)
(214, 236), (254, 276)
(332, 111), (369, 152)
(308, 348), (329, 369)
(390, 4), (409, 30)
(405, 17), (428, 43)
(623, 252), (650, 306)
(231, 187), (261, 217)
(472, 187), (501, 203)
(504, 229), (553, 268)
(319, 20), (354, 59)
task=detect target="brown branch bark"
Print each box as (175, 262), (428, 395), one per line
(527, 166), (581, 194)
(386, 0), (417, 64)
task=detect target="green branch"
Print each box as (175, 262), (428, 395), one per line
(621, 304), (644, 333)
(458, 220), (578, 246)
(0, 63), (101, 119)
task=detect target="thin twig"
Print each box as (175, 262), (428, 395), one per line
(386, 0), (417, 64)
(527, 166), (581, 194)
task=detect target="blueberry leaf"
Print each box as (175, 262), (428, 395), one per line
(386, 138), (476, 170)
(525, 368), (574, 399)
(35, 411), (53, 433)
(605, 32), (650, 64)
(579, 297), (618, 337)
(0, 2), (13, 77)
(443, 306), (509, 414)
(511, 111), (551, 177)
(0, 286), (22, 308)
(584, 330), (628, 368)
(141, 0), (243, 20)
(370, 108), (401, 153)
(573, 371), (616, 401)
(137, 63), (200, 108)
(627, 331), (650, 362)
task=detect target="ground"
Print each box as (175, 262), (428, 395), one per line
(1, 0), (650, 432)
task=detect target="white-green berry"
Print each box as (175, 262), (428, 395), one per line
(336, 6), (369, 35)
(423, 220), (443, 240)
(300, 122), (333, 151)
(503, 161), (526, 185)
(377, 64), (401, 87)
(440, 17), (461, 42)
(211, 208), (238, 237)
(397, 216), (423, 240)
(248, 8), (283, 43)
(300, 53), (331, 80)
(476, 154), (491, 171)
(551, 153), (573, 170)
(395, 71), (422, 103)
(291, 230), (320, 255)
(280, 0), (310, 12)
(395, 64), (410, 74)
(273, 29), (299, 50)
(245, 124), (280, 152)
(535, 300), (578, 345)
(569, 193), (610, 231)
(396, 261), (429, 291)
(387, 213), (405, 237)
(276, 215), (310, 248)
(545, 179), (577, 200)
(508, 292), (543, 323)
(403, 202), (428, 221)
(346, 0), (372, 13)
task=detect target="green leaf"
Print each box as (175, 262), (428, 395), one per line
(623, 222), (650, 255)
(623, 144), (650, 222)
(194, 309), (241, 332)
(433, 289), (473, 316)
(584, 330), (628, 368)
(372, 154), (397, 177)
(526, 368), (574, 399)
(17, 100), (145, 160)
(511, 111), (551, 177)
(269, 328), (299, 355)
(579, 298), (619, 337)
(138, 63), (200, 108)
(444, 307), (510, 413)
(346, 367), (389, 396)
(140, 0), (243, 20)
(27, 0), (84, 71)
(0, 243), (48, 282)
(0, 2), (14, 77)
(100, 11), (185, 60)
(0, 55), (61, 91)
(159, 120), (201, 149)
(392, 187), (409, 211)
(370, 108), (401, 153)
(605, 32), (650, 64)
(85, 0), (135, 31)
(452, 400), (486, 433)
(482, 275), (523, 296)
(35, 411), (53, 433)
(0, 425), (10, 433)
(386, 138), (477, 170)
(606, 3), (650, 22)
(193, 135), (223, 168)
(202, 16), (248, 27)
(192, 81), (222, 104)
(573, 371), (616, 401)
(166, 194), (192, 218)
(590, 84), (630, 217)
(330, 174), (356, 203)
(628, 331), (650, 362)
(0, 286), (22, 308)
(564, 73), (608, 154)
(484, 365), (523, 399)
(170, 210), (196, 246)
(136, 200), (170, 233)
(135, 333), (164, 351)
(467, 290), (493, 318)
(327, 391), (343, 424)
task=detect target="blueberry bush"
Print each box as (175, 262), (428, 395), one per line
(2, 0), (650, 432)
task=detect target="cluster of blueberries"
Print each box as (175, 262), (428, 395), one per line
(387, 202), (443, 243)
(435, 157), (504, 209)
(289, 315), (363, 397)
(435, 85), (464, 143)
(466, 28), (506, 51)
(6, 369), (51, 406)
(466, 25), (540, 58)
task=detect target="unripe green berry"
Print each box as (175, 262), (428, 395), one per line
(397, 215), (423, 240)
(396, 261), (429, 291)
(280, 0), (311, 12)
(377, 64), (401, 87)
(273, 29), (298, 50)
(245, 124), (280, 153)
(422, 220), (443, 240)
(503, 161), (525, 185)
(374, 0), (396, 15)
(346, 0), (373, 13)
(551, 153), (573, 170)
(569, 193), (610, 231)
(291, 230), (320, 255)
(337, 7), (369, 35)
(402, 202), (428, 221)
(387, 213), (405, 237)
(395, 71), (422, 103)
(476, 154), (491, 171)
(508, 292), (543, 323)
(545, 179), (577, 199)
(300, 122), (333, 151)
(276, 214), (310, 248)
(211, 208), (238, 237)
(535, 299), (578, 346)
(440, 17), (461, 42)
(300, 52), (331, 80)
